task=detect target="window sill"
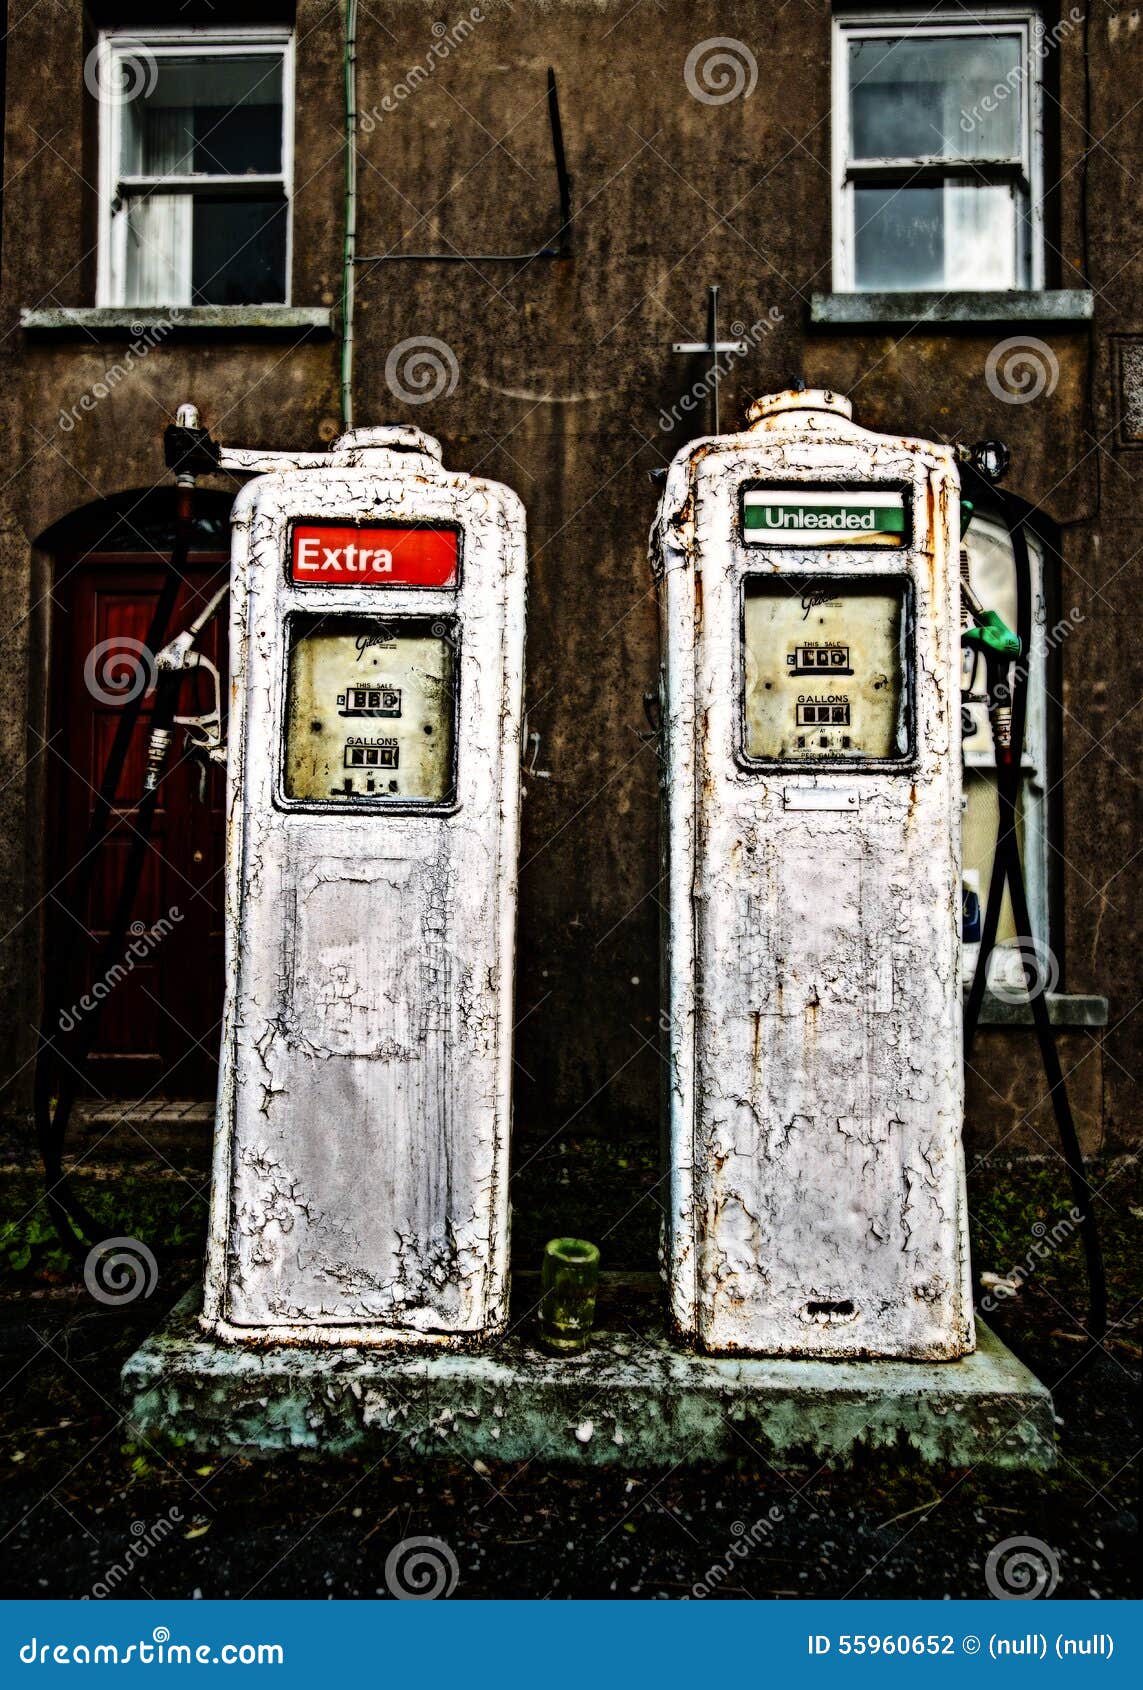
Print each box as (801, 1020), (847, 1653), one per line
(971, 991), (1108, 1030)
(810, 290), (1094, 331)
(20, 306), (333, 338)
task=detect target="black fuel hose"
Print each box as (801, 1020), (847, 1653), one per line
(34, 486), (195, 1260)
(963, 478), (1108, 1363)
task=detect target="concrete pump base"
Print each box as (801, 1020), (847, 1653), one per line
(123, 1291), (1054, 1470)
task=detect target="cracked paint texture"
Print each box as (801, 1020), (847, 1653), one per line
(201, 431), (526, 1345)
(651, 394), (973, 1360)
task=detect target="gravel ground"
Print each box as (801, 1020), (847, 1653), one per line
(0, 1135), (1138, 1602)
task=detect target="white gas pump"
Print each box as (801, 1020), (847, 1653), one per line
(189, 422), (526, 1346)
(651, 390), (972, 1361)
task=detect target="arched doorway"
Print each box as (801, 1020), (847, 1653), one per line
(41, 490), (233, 1099)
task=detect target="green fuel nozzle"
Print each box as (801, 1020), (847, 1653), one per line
(960, 577), (1022, 763)
(962, 606), (1021, 661)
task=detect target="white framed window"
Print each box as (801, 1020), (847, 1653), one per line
(960, 512), (1053, 986)
(832, 9), (1044, 291)
(95, 28), (294, 308)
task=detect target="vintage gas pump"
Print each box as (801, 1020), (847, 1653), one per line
(651, 390), (972, 1360)
(167, 421), (527, 1345)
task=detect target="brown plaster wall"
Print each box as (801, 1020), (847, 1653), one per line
(0, 1), (1139, 1167)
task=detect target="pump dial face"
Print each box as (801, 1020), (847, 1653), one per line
(743, 578), (910, 763)
(284, 616), (456, 802)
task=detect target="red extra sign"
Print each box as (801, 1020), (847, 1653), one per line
(291, 524), (459, 587)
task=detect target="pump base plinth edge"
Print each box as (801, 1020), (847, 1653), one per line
(122, 1292), (1055, 1470)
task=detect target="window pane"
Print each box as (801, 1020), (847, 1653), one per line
(960, 516), (1049, 987)
(191, 197), (287, 304)
(124, 194), (192, 305)
(120, 54), (283, 177)
(854, 182), (1023, 290)
(849, 33), (1023, 161)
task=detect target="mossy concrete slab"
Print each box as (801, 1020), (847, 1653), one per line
(122, 1291), (1055, 1470)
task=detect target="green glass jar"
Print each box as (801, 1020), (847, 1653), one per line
(539, 1237), (600, 1354)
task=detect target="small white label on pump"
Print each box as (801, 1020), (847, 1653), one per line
(782, 787), (859, 811)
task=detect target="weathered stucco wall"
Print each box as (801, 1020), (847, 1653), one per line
(1, 2), (1140, 1217)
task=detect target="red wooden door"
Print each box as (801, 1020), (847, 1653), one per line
(48, 554), (229, 1098)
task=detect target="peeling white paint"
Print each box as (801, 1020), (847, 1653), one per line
(202, 429), (527, 1346)
(651, 392), (973, 1360)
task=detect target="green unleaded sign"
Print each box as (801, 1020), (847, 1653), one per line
(743, 489), (906, 546)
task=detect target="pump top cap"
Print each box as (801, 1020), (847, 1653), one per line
(746, 389), (854, 426)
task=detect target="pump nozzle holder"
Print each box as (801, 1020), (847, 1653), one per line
(538, 1237), (600, 1355)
